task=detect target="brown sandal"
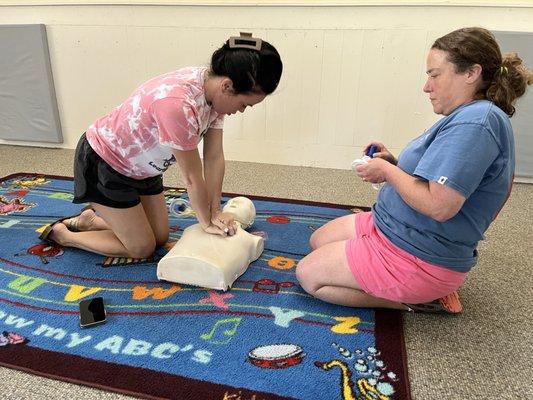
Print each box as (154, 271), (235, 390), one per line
(38, 205), (93, 243)
(38, 218), (66, 244)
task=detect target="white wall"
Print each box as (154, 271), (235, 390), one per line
(1, 2), (532, 170)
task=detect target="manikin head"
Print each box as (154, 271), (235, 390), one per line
(222, 197), (256, 229)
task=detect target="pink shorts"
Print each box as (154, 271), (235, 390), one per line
(345, 212), (467, 304)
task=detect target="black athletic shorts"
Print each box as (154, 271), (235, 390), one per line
(73, 133), (164, 209)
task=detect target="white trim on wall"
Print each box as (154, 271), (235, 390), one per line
(1, 1), (533, 8)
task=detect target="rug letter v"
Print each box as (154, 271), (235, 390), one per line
(64, 285), (103, 301)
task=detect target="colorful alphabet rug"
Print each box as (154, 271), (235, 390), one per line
(0, 173), (411, 400)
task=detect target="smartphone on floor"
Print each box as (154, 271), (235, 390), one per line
(79, 297), (107, 328)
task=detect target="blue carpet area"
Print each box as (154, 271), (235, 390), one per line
(0, 173), (409, 400)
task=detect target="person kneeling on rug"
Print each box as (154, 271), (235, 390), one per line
(296, 27), (532, 313)
(38, 32), (282, 258)
(157, 197), (264, 290)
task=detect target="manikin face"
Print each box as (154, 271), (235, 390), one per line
(222, 197), (256, 228)
(423, 48), (479, 116)
(211, 78), (266, 116)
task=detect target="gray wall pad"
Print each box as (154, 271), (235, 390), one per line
(0, 24), (63, 143)
(495, 31), (533, 180)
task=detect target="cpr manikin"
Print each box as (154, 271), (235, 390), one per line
(157, 197), (263, 290)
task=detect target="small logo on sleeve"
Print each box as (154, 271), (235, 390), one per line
(437, 176), (448, 185)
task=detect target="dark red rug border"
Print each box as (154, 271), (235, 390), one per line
(0, 345), (295, 400)
(375, 309), (412, 400)
(1, 172), (410, 400)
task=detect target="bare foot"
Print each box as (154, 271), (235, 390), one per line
(63, 209), (98, 232)
(49, 222), (70, 245)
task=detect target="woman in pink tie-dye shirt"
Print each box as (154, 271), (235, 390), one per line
(40, 33), (282, 259)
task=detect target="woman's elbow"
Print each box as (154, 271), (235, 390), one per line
(426, 184), (465, 223)
(181, 172), (202, 188)
(430, 205), (461, 222)
(432, 212), (453, 223)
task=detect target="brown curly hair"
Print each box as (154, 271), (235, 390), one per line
(432, 27), (533, 117)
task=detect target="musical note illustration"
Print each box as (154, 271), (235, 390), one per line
(200, 317), (242, 345)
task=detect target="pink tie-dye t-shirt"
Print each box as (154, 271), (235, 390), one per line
(85, 67), (224, 179)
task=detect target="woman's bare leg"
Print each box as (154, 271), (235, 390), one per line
(310, 214), (357, 250)
(139, 193), (169, 246)
(63, 193), (169, 241)
(49, 202), (157, 258)
(296, 240), (407, 309)
(49, 193), (169, 257)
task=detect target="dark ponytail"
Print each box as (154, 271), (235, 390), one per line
(210, 36), (283, 95)
(486, 52), (533, 117)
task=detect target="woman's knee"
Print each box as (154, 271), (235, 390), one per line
(309, 230), (324, 250)
(310, 214), (356, 250)
(125, 236), (157, 259)
(154, 229), (169, 247)
(129, 244), (156, 259)
(295, 256), (317, 294)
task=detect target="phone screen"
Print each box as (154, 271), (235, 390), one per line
(79, 297), (106, 327)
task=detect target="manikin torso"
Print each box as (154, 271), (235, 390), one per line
(157, 197), (264, 290)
